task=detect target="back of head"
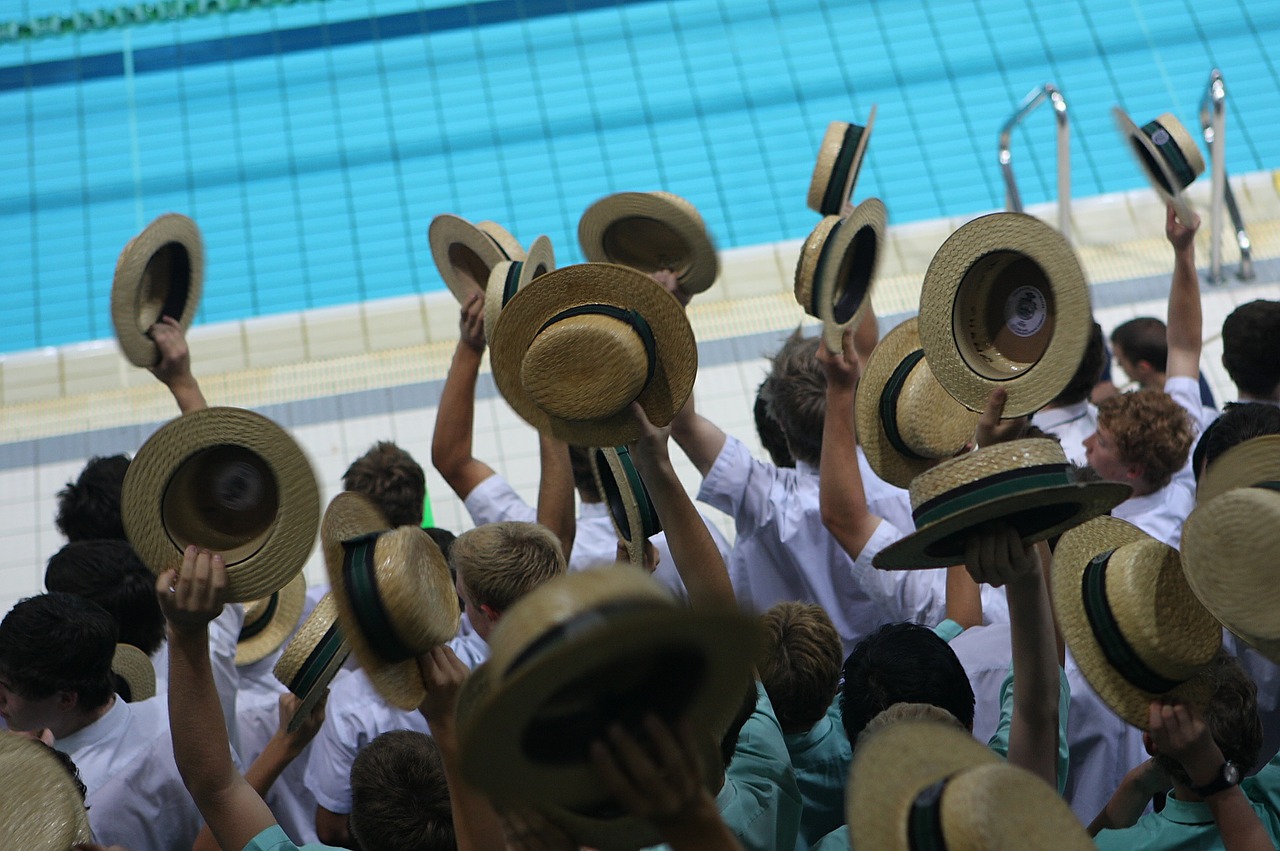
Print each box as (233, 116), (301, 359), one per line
(55, 454), (131, 542)
(44, 540), (166, 655)
(1222, 300), (1280, 399)
(0, 593), (117, 714)
(1193, 402), (1280, 482)
(1096, 389), (1194, 490)
(754, 379), (795, 468)
(343, 441), (426, 528)
(1110, 317), (1168, 374)
(758, 602), (842, 734)
(839, 622), (975, 744)
(765, 330), (825, 466)
(1155, 652), (1262, 784)
(350, 730), (455, 851)
(450, 522), (566, 614)
(568, 445), (602, 503)
(1050, 321), (1106, 407)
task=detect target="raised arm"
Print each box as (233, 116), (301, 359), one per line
(1165, 204), (1203, 382)
(150, 317), (207, 414)
(431, 293), (497, 500)
(536, 435), (576, 561)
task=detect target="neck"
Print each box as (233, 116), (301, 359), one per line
(1170, 779), (1205, 804)
(53, 693), (116, 740)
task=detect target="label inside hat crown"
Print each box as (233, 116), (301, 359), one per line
(953, 251), (1055, 380)
(214, 460), (266, 511)
(1005, 285), (1047, 338)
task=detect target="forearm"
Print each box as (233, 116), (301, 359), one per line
(168, 628), (240, 801)
(432, 725), (507, 851)
(167, 377), (208, 414)
(641, 455), (736, 610)
(536, 435), (576, 560)
(818, 383), (880, 558)
(1165, 246), (1202, 379)
(668, 394), (726, 478)
(1207, 789), (1274, 850)
(1005, 571), (1060, 789)
(190, 734), (299, 851)
(853, 302), (879, 367)
(945, 565), (982, 630)
(1087, 774), (1160, 836)
(431, 343), (484, 482)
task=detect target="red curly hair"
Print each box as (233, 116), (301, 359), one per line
(1096, 389), (1194, 490)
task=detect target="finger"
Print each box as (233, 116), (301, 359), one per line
(607, 723), (664, 790)
(979, 387), (1008, 427)
(590, 739), (644, 812)
(205, 553), (227, 610)
(156, 568), (178, 600)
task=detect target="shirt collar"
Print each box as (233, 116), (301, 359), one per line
(783, 711), (834, 756)
(55, 694), (127, 755)
(1159, 794), (1216, 826)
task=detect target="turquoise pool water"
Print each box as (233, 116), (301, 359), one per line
(2, 0), (1278, 353)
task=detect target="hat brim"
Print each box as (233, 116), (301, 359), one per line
(578, 193), (718, 294)
(918, 212), (1090, 418)
(274, 592), (352, 734)
(795, 200), (887, 355)
(872, 479), (1131, 570)
(112, 642), (157, 702)
(477, 220), (527, 262)
(1196, 434), (1280, 506)
(237, 573), (308, 666)
(1054, 516), (1217, 728)
(0, 734), (94, 848)
(855, 318), (979, 489)
(807, 107), (877, 215)
(1112, 108), (1199, 225)
(122, 407), (320, 603)
(488, 263), (698, 447)
(429, 214), (517, 303)
(458, 607), (760, 809)
(111, 213), (204, 368)
(485, 235), (556, 345)
(595, 447), (662, 569)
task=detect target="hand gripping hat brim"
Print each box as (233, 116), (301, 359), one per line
(593, 446), (663, 569)
(855, 317), (979, 489)
(848, 719), (1095, 851)
(457, 566), (763, 811)
(873, 438), (1131, 570)
(274, 591), (352, 734)
(807, 107), (877, 215)
(111, 212), (204, 368)
(578, 192), (719, 295)
(1054, 516), (1221, 728)
(323, 492), (461, 710)
(0, 733), (94, 849)
(1113, 107), (1205, 225)
(237, 572), (308, 666)
(918, 212), (1090, 417)
(121, 407), (321, 603)
(112, 642), (157, 702)
(429, 214), (523, 303)
(485, 234), (556, 345)
(488, 263), (698, 447)
(794, 198), (886, 355)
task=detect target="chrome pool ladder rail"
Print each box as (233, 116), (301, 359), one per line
(1199, 68), (1254, 284)
(999, 83), (1071, 241)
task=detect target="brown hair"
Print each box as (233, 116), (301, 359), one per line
(1154, 652), (1262, 785)
(343, 442), (426, 528)
(758, 602), (843, 734)
(350, 730), (455, 851)
(764, 330), (826, 466)
(450, 522), (566, 614)
(1096, 389), (1193, 490)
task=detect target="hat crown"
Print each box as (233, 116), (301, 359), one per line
(521, 309), (654, 422)
(893, 354), (975, 458)
(908, 438), (1068, 511)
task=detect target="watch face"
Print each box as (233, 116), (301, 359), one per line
(1224, 762), (1242, 785)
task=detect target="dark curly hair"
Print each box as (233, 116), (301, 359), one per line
(45, 540), (166, 655)
(343, 442), (426, 528)
(55, 455), (131, 542)
(1222, 300), (1280, 399)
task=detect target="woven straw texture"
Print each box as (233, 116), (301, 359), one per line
(596, 447), (657, 568)
(489, 263), (697, 447)
(112, 642), (157, 702)
(274, 591), (352, 733)
(805, 108), (876, 215)
(577, 191), (718, 294)
(111, 212), (204, 367)
(476, 220), (527, 262)
(237, 572), (308, 666)
(485, 234), (556, 344)
(1054, 516), (1220, 728)
(429, 214), (516, 303)
(0, 734), (93, 849)
(918, 212), (1089, 417)
(122, 406), (320, 603)
(856, 317), (978, 489)
(1196, 434), (1280, 506)
(1112, 108), (1204, 226)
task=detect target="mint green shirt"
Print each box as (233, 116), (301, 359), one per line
(783, 697), (851, 848)
(242, 825), (341, 851)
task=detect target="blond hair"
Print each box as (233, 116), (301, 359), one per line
(449, 522), (566, 614)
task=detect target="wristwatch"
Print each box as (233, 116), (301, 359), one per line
(1188, 760), (1242, 797)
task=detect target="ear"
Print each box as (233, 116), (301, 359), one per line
(643, 540), (660, 574)
(1143, 731), (1156, 757)
(478, 603), (501, 626)
(56, 690), (79, 711)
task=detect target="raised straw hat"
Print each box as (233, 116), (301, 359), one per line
(323, 492), (460, 710)
(458, 566), (762, 810)
(855, 317), (979, 489)
(873, 438), (1131, 570)
(1113, 108), (1205, 225)
(484, 234), (556, 345)
(274, 591), (352, 733)
(237, 572), (308, 666)
(807, 107), (877, 215)
(488, 263), (698, 447)
(112, 642), (157, 702)
(429, 214), (525, 303)
(111, 212), (205, 368)
(918, 212), (1090, 418)
(0, 733), (93, 849)
(578, 191), (719, 295)
(1182, 435), (1280, 661)
(847, 718), (1094, 851)
(121, 407), (320, 603)
(1054, 515), (1221, 728)
(592, 446), (663, 569)
(794, 198), (886, 354)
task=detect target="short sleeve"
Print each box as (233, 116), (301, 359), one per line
(697, 435), (778, 530)
(463, 473), (536, 526)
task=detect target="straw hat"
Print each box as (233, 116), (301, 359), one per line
(485, 234), (556, 345)
(488, 263), (698, 447)
(112, 642), (157, 702)
(1113, 108), (1205, 225)
(1182, 436), (1280, 661)
(593, 446), (663, 568)
(578, 192), (719, 295)
(847, 719), (1094, 851)
(794, 198), (886, 354)
(429, 214), (525, 303)
(111, 212), (205, 368)
(873, 438), (1131, 570)
(1054, 516), (1221, 728)
(856, 317), (979, 489)
(237, 572), (308, 666)
(322, 492), (460, 710)
(807, 108), (877, 215)
(458, 566), (762, 809)
(0, 733), (93, 849)
(274, 591), (352, 733)
(121, 407), (320, 603)
(918, 212), (1090, 417)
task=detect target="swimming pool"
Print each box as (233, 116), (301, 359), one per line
(2, 0), (1278, 353)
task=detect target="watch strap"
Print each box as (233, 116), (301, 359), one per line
(1188, 760), (1241, 797)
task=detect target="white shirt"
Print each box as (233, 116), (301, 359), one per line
(55, 695), (205, 850)
(152, 601), (245, 757)
(856, 445), (915, 531)
(1032, 401), (1097, 467)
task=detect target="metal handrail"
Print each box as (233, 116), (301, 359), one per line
(999, 83), (1071, 240)
(1199, 69), (1254, 283)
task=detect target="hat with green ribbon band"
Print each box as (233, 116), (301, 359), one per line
(1113, 107), (1205, 225)
(485, 234), (556, 345)
(807, 107), (878, 216)
(236, 572), (307, 666)
(429, 213), (525, 303)
(577, 191), (719, 295)
(593, 446), (663, 568)
(111, 212), (205, 368)
(274, 592), (353, 733)
(794, 197), (887, 356)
